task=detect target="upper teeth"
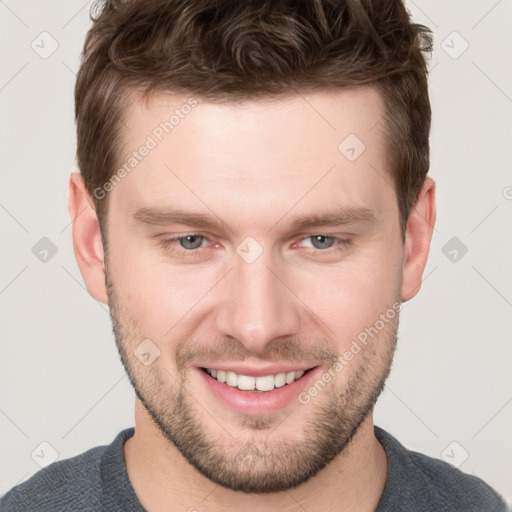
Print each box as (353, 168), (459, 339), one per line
(206, 368), (305, 392)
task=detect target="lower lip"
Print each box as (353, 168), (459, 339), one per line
(196, 366), (322, 415)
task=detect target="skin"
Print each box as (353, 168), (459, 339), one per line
(68, 86), (435, 512)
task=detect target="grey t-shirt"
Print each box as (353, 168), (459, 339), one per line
(1, 426), (509, 511)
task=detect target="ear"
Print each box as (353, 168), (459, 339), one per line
(67, 172), (108, 304)
(401, 177), (436, 302)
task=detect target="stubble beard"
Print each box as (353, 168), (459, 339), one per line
(105, 262), (399, 494)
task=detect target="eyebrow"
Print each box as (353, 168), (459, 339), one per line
(132, 206), (375, 232)
(286, 207), (375, 231)
(133, 208), (230, 231)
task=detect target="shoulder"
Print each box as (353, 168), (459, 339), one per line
(0, 428), (135, 512)
(374, 426), (509, 512)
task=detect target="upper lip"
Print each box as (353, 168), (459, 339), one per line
(197, 363), (317, 377)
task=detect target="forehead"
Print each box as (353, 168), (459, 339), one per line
(122, 86), (386, 153)
(109, 87), (394, 230)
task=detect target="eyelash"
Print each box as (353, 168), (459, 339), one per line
(158, 232), (352, 256)
(159, 232), (213, 253)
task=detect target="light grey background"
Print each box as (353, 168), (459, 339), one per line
(1, 0), (511, 504)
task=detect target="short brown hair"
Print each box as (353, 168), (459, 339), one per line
(75, 0), (432, 241)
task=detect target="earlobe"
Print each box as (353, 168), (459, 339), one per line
(67, 172), (108, 304)
(401, 177), (436, 302)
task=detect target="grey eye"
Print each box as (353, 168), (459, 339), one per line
(179, 235), (205, 250)
(310, 235), (335, 250)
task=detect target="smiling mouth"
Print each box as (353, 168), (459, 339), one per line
(200, 367), (317, 393)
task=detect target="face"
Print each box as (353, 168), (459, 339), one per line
(102, 87), (405, 493)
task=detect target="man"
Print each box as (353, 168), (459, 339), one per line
(1, 0), (508, 510)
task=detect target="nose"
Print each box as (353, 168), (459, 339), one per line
(215, 250), (302, 355)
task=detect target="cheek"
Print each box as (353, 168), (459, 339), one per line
(108, 238), (219, 334)
(295, 247), (402, 345)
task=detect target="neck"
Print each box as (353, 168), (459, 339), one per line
(124, 400), (388, 512)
